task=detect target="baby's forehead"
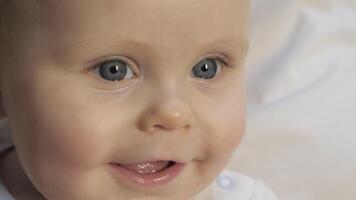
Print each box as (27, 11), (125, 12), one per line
(45, 0), (249, 55)
(2, 0), (249, 31)
(1, 0), (249, 64)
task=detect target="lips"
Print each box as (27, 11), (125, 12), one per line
(109, 160), (186, 187)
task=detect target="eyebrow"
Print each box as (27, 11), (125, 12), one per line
(59, 35), (249, 64)
(198, 37), (249, 57)
(124, 37), (247, 53)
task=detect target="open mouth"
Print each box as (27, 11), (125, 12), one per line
(122, 160), (176, 174)
(110, 160), (186, 187)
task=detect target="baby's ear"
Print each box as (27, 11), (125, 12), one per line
(0, 90), (7, 119)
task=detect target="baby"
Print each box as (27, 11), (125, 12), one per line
(0, 0), (278, 199)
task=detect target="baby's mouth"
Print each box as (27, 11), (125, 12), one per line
(118, 161), (176, 174)
(109, 160), (185, 187)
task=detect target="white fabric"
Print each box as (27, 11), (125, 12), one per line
(213, 169), (279, 200)
(228, 0), (356, 200)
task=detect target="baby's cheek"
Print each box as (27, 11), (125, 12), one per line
(23, 100), (117, 170)
(203, 108), (246, 167)
(215, 82), (246, 153)
(221, 119), (246, 154)
(219, 112), (246, 157)
(217, 101), (246, 149)
(34, 112), (113, 168)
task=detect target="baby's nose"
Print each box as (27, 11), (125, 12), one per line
(138, 98), (195, 133)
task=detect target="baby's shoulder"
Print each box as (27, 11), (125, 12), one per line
(213, 169), (279, 200)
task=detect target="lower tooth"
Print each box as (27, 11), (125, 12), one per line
(138, 169), (157, 174)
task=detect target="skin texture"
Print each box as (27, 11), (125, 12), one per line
(0, 0), (249, 199)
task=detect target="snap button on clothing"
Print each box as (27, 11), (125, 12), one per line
(217, 175), (235, 190)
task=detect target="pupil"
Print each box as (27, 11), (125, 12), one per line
(202, 64), (208, 71)
(110, 66), (119, 73)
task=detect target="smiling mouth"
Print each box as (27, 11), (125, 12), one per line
(109, 160), (186, 187)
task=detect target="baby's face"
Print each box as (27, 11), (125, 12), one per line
(1, 0), (249, 199)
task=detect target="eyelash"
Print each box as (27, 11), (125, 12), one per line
(91, 55), (231, 90)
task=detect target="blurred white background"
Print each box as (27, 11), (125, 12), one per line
(228, 0), (356, 199)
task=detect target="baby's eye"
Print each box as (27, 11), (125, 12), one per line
(93, 59), (135, 82)
(191, 58), (223, 80)
(91, 56), (227, 87)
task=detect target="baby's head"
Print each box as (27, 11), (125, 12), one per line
(0, 0), (249, 199)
